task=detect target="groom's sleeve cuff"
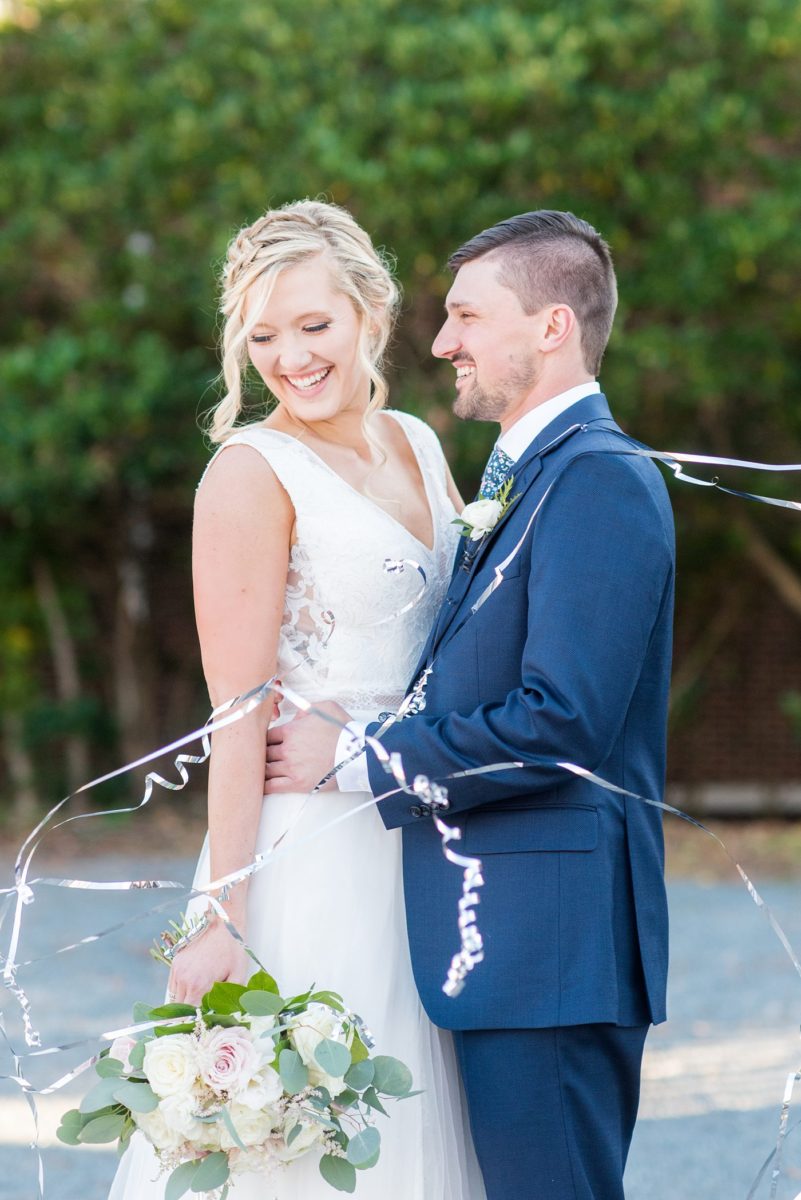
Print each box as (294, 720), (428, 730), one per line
(335, 722), (370, 792)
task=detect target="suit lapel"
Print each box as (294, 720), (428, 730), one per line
(427, 393), (615, 656)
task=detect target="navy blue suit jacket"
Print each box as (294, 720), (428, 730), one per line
(365, 393), (674, 1032)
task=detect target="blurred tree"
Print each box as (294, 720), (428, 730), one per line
(1, 0), (800, 810)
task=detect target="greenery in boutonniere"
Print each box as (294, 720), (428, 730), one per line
(452, 476), (520, 543)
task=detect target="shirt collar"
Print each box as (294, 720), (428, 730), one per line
(496, 381), (601, 462)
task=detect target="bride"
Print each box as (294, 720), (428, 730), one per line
(108, 199), (485, 1198)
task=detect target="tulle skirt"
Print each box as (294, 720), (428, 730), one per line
(108, 789), (485, 1199)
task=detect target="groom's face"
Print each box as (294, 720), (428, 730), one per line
(432, 255), (541, 423)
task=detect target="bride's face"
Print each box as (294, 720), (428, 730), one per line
(246, 255), (369, 423)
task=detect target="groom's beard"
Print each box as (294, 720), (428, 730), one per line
(453, 351), (540, 422)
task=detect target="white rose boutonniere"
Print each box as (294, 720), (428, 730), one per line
(453, 476), (520, 544)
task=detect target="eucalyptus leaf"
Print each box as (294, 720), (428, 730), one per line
(165, 1160), (197, 1200)
(95, 1056), (124, 1078)
(56, 1122), (82, 1146)
(77, 1112), (126, 1144)
(371, 1055), (413, 1097)
(344, 1059), (374, 1091)
(58, 1108), (84, 1130)
(361, 1086), (388, 1116)
(278, 1048), (308, 1094)
(113, 1081), (159, 1113)
(191, 1151), (230, 1192)
(221, 1105), (247, 1151)
(354, 1146), (381, 1171)
(240, 989), (284, 1016)
(309, 1085), (331, 1109)
(80, 1077), (125, 1114)
(319, 1154), (357, 1193)
(286, 1121), (303, 1147)
(128, 1041), (146, 1071)
(346, 1125), (380, 1167)
(314, 1038), (351, 1078)
(333, 1087), (359, 1110)
(132, 1001), (153, 1024)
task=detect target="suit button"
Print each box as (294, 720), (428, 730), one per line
(409, 805), (423, 818)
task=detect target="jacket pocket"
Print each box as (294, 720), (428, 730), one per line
(462, 804), (598, 854)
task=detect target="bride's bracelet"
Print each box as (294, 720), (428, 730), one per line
(156, 893), (232, 963)
(157, 911), (213, 963)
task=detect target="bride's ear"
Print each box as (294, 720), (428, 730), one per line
(365, 317), (381, 351)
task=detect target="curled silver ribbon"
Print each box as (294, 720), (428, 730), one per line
(6, 436), (801, 1198)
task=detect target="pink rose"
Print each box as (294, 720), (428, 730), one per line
(198, 1026), (261, 1097)
(108, 1035), (137, 1074)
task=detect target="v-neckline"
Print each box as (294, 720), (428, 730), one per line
(256, 412), (439, 555)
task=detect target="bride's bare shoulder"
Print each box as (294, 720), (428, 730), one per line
(195, 434), (294, 530)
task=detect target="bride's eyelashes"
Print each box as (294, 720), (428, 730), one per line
(249, 322), (332, 345)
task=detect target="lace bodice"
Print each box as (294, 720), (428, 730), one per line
(202, 411), (460, 722)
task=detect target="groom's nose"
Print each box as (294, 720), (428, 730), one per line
(432, 316), (459, 359)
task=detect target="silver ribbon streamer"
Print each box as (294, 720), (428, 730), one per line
(5, 438), (801, 1195)
(368, 558), (428, 626)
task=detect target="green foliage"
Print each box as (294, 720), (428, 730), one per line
(319, 1154), (357, 1193)
(240, 988), (285, 1016)
(371, 1054), (414, 1097)
(346, 1125), (381, 1168)
(277, 1047), (308, 1093)
(2, 0), (801, 804)
(314, 1036), (352, 1078)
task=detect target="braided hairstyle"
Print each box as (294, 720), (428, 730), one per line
(208, 200), (400, 444)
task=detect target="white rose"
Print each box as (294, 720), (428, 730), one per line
(246, 1015), (279, 1063)
(274, 1114), (324, 1163)
(460, 498), (503, 540)
(197, 1025), (262, 1098)
(228, 1145), (276, 1175)
(133, 1102), (184, 1153)
(158, 1092), (203, 1141)
(220, 1101), (279, 1149)
(143, 1034), (200, 1099)
(289, 1004), (351, 1096)
(237, 1065), (283, 1111)
(194, 1117), (223, 1153)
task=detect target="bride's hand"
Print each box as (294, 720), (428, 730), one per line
(265, 703), (351, 794)
(167, 916), (250, 1007)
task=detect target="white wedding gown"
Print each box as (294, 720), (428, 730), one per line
(109, 411), (485, 1199)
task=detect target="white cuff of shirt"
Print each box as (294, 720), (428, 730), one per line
(335, 721), (371, 792)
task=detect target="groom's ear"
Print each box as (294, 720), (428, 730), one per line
(539, 303), (578, 355)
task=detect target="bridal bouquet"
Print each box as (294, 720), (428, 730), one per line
(58, 968), (416, 1196)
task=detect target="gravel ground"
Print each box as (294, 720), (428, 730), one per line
(2, 852), (801, 1199)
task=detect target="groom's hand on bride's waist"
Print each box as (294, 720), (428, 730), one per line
(264, 701), (352, 794)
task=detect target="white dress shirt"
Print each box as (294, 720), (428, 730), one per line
(334, 380), (600, 792)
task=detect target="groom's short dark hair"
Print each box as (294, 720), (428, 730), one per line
(448, 211), (617, 376)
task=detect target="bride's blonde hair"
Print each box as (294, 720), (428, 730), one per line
(208, 199), (400, 444)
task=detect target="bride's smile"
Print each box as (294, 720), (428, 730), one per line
(246, 255), (370, 426)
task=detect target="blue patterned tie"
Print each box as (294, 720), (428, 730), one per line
(479, 445), (514, 498)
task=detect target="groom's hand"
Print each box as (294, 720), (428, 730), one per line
(265, 701), (351, 794)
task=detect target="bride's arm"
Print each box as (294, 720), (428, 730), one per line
(445, 461), (465, 513)
(168, 444), (293, 1005)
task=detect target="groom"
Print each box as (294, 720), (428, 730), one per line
(267, 211), (674, 1199)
